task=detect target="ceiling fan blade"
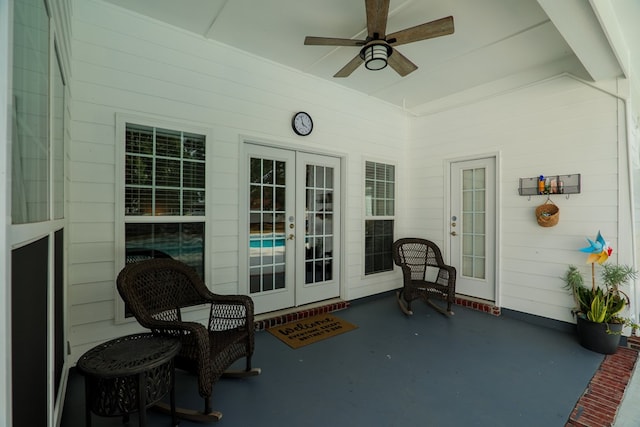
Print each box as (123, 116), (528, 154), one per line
(305, 36), (366, 46)
(387, 48), (418, 77)
(334, 54), (365, 78)
(387, 16), (454, 46)
(365, 0), (390, 38)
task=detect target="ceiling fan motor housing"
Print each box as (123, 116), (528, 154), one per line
(360, 42), (392, 70)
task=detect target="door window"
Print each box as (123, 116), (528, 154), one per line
(462, 168), (486, 279)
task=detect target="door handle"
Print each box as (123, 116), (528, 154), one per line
(287, 234), (295, 240)
(450, 231), (457, 236)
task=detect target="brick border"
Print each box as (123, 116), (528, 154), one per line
(455, 296), (501, 316)
(254, 301), (350, 331)
(255, 297), (499, 331)
(566, 338), (640, 427)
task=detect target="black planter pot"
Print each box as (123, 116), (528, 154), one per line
(576, 316), (623, 354)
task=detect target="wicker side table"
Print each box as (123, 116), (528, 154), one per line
(77, 333), (181, 427)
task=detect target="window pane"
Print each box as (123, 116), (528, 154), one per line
(250, 158), (262, 184)
(52, 50), (65, 220)
(182, 190), (205, 216)
(155, 189), (181, 215)
(365, 161), (395, 218)
(184, 133), (206, 161)
(183, 161), (205, 188)
(125, 187), (152, 215)
(263, 160), (274, 184)
(155, 158), (181, 187)
(12, 0), (50, 223)
(474, 168), (486, 189)
(126, 124), (153, 155)
(125, 222), (205, 278)
(125, 124), (206, 217)
(364, 220), (394, 275)
(275, 161), (286, 185)
(155, 128), (181, 158)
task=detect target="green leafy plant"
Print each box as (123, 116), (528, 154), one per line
(563, 263), (637, 327)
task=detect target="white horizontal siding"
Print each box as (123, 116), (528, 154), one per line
(407, 74), (628, 323)
(67, 0), (406, 362)
(66, 0), (635, 366)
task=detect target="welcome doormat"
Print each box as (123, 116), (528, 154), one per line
(267, 313), (358, 349)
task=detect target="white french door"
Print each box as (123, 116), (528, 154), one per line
(241, 144), (341, 314)
(449, 157), (496, 301)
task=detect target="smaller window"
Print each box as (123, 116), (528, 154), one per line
(364, 161), (395, 275)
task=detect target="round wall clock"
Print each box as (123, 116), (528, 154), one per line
(292, 111), (313, 136)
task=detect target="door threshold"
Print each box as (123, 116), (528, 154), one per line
(455, 295), (500, 316)
(254, 298), (348, 331)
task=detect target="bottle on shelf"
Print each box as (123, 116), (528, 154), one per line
(538, 175), (545, 194)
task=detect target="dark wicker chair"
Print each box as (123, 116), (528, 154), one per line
(392, 238), (456, 316)
(116, 258), (260, 422)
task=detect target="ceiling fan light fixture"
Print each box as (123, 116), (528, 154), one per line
(362, 43), (390, 71)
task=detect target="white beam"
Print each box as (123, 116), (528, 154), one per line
(0, 0), (11, 425)
(537, 0), (623, 81)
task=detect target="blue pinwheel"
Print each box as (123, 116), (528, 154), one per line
(579, 231), (612, 264)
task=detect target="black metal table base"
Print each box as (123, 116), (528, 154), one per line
(77, 333), (181, 427)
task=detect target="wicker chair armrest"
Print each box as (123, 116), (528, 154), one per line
(436, 265), (457, 287)
(143, 318), (209, 341)
(205, 293), (255, 332)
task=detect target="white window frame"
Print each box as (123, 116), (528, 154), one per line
(114, 114), (213, 322)
(363, 159), (396, 275)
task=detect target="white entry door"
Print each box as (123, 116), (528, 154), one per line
(241, 144), (341, 314)
(449, 157), (496, 301)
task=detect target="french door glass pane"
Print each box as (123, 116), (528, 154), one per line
(305, 165), (334, 284)
(249, 157), (286, 293)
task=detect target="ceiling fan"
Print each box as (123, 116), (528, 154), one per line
(304, 0), (454, 78)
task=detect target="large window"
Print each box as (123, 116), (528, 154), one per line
(124, 123), (206, 276)
(364, 161), (395, 274)
(12, 0), (51, 224)
(10, 1), (68, 425)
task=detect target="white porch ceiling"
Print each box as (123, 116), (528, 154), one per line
(101, 0), (637, 115)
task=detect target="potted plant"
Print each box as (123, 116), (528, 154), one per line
(563, 231), (638, 354)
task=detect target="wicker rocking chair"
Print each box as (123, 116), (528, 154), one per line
(392, 238), (456, 316)
(116, 258), (260, 422)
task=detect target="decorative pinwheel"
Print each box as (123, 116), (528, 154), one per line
(579, 231), (613, 292)
(579, 231), (612, 265)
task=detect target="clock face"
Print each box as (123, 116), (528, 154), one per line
(292, 112), (313, 136)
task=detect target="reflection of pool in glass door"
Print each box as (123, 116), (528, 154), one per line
(243, 144), (340, 314)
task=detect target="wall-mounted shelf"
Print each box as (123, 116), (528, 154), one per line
(519, 174), (581, 196)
